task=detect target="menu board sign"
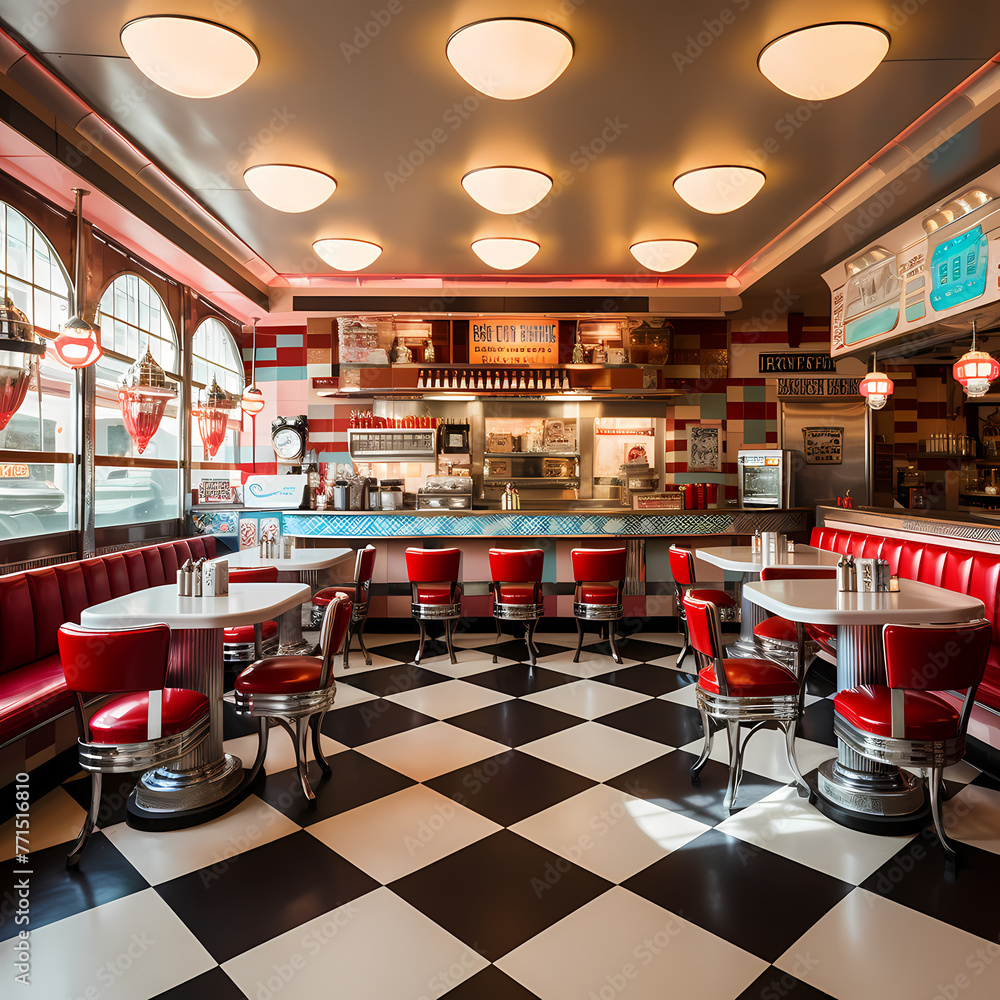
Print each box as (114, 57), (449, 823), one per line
(469, 317), (559, 366)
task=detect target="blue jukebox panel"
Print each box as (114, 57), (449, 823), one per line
(929, 225), (989, 312)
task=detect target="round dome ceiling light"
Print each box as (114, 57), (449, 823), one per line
(312, 239), (383, 271)
(121, 16), (259, 98)
(471, 238), (540, 270)
(244, 165), (337, 213)
(629, 240), (698, 272)
(673, 165), (766, 214)
(446, 19), (573, 100)
(461, 167), (554, 214)
(758, 22), (890, 100)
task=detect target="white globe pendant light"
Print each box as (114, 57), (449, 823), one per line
(629, 240), (698, 272)
(471, 238), (540, 270)
(462, 167), (553, 214)
(313, 239), (383, 271)
(673, 166), (766, 214)
(244, 165), (337, 213)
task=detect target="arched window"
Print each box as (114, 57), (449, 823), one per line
(97, 272), (178, 372)
(192, 317), (244, 397)
(0, 202), (75, 541)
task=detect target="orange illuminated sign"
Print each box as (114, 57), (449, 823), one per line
(0, 464), (30, 478)
(469, 317), (559, 366)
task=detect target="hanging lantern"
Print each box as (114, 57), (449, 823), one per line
(240, 383), (265, 416)
(52, 316), (103, 369)
(0, 297), (46, 431)
(953, 324), (1000, 398)
(859, 369), (894, 410)
(117, 349), (177, 454)
(194, 375), (238, 458)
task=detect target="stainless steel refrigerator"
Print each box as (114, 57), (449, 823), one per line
(780, 399), (870, 509)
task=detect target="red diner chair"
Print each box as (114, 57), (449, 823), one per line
(234, 593), (352, 800)
(668, 545), (736, 670)
(405, 547), (463, 665)
(57, 622), (210, 867)
(312, 544), (376, 670)
(223, 567), (280, 679)
(571, 547), (627, 664)
(834, 620), (991, 864)
(489, 548), (545, 667)
(684, 594), (808, 812)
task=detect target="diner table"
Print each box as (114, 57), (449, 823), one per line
(215, 546), (352, 654)
(744, 576), (984, 833)
(695, 544), (842, 657)
(80, 581), (312, 830)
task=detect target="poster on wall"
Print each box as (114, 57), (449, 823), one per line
(688, 423), (722, 472)
(469, 317), (559, 366)
(802, 426), (844, 464)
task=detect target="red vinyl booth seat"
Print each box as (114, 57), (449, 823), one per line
(809, 525), (1000, 713)
(0, 536), (217, 747)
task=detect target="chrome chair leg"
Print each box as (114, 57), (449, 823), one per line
(493, 616), (502, 663)
(342, 619), (355, 672)
(573, 617), (585, 663)
(66, 771), (102, 869)
(525, 620), (538, 667)
(607, 620), (623, 665)
(414, 620), (428, 665)
(294, 716), (316, 801)
(690, 705), (714, 779)
(356, 618), (372, 665)
(444, 618), (457, 664)
(246, 717), (271, 784)
(724, 720), (742, 812)
(783, 720), (810, 797)
(928, 766), (954, 858)
(311, 712), (330, 774)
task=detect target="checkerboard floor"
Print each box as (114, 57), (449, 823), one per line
(4, 629), (1000, 999)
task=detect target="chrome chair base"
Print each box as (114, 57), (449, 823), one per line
(572, 602), (624, 664)
(493, 604), (543, 666)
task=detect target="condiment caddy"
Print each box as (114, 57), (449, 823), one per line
(837, 554), (897, 592)
(177, 558), (229, 597)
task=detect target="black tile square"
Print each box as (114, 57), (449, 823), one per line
(861, 829), (1000, 944)
(440, 966), (541, 999)
(798, 698), (836, 747)
(607, 750), (782, 826)
(390, 830), (611, 961)
(736, 968), (836, 1000)
(481, 638), (565, 663)
(448, 700), (581, 747)
(0, 833), (148, 941)
(62, 772), (141, 828)
(623, 829), (853, 962)
(151, 967), (247, 1000)
(596, 664), (696, 697)
(465, 664), (579, 697)
(257, 750), (415, 825)
(805, 661), (837, 699)
(427, 750), (595, 826)
(156, 831), (378, 963)
(371, 637), (455, 664)
(344, 663), (451, 697)
(320, 699), (436, 746)
(607, 637), (682, 662)
(598, 699), (705, 747)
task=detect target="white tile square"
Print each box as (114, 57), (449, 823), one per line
(0, 888), (215, 999)
(224, 730), (348, 776)
(520, 721), (669, 782)
(510, 784), (710, 883)
(522, 679), (650, 719)
(385, 678), (513, 718)
(775, 889), (1000, 1000)
(223, 887), (488, 999)
(329, 681), (379, 707)
(103, 794), (300, 884)
(945, 781), (1000, 855)
(356, 721), (509, 781)
(308, 785), (501, 883)
(497, 886), (767, 1000)
(0, 786), (87, 862)
(334, 650), (409, 675)
(715, 784), (917, 885)
(536, 647), (638, 678)
(658, 683), (699, 707)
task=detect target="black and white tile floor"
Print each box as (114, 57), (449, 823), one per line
(4, 630), (1000, 999)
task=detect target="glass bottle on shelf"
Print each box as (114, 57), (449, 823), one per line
(527, 370), (535, 390)
(519, 371), (527, 390)
(544, 370), (552, 390)
(502, 371), (510, 390)
(416, 369), (424, 389)
(424, 338), (435, 362)
(459, 370), (467, 390)
(476, 370), (484, 390)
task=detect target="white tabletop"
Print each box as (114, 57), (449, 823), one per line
(214, 547), (353, 573)
(696, 544), (841, 573)
(80, 583), (312, 630)
(744, 578), (984, 626)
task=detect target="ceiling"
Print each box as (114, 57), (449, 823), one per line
(2, 1), (1000, 322)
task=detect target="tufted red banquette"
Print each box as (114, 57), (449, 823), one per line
(0, 537), (217, 746)
(810, 526), (1000, 712)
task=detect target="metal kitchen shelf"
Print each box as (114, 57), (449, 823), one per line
(347, 428), (436, 460)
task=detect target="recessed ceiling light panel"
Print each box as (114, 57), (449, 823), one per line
(629, 240), (698, 272)
(447, 18), (573, 99)
(758, 22), (889, 100)
(471, 238), (540, 270)
(673, 166), (766, 214)
(120, 16), (259, 98)
(461, 167), (554, 214)
(244, 165), (337, 212)
(313, 239), (383, 271)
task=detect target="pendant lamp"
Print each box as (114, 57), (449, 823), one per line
(859, 352), (894, 410)
(240, 318), (265, 472)
(53, 189), (103, 369)
(953, 322), (1000, 398)
(0, 297), (45, 431)
(194, 375), (238, 458)
(117, 349), (177, 453)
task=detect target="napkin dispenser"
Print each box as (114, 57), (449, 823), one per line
(838, 555), (892, 592)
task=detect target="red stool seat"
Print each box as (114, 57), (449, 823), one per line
(89, 689), (209, 744)
(579, 583), (619, 604)
(224, 620), (278, 643)
(754, 616), (798, 642)
(415, 584), (456, 605)
(806, 622), (836, 652)
(698, 659), (799, 698)
(235, 656), (327, 694)
(689, 587), (735, 608)
(497, 583), (540, 603)
(835, 685), (960, 740)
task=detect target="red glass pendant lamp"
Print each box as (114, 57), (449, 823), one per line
(117, 349), (177, 454)
(859, 351), (894, 410)
(240, 317), (265, 472)
(0, 297), (46, 430)
(953, 322), (1000, 398)
(194, 375), (238, 458)
(52, 189), (103, 369)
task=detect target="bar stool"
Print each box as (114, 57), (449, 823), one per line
(405, 547), (462, 665)
(668, 544), (736, 670)
(313, 544), (376, 670)
(834, 620), (991, 864)
(571, 547), (626, 664)
(223, 567), (280, 678)
(234, 593), (352, 800)
(57, 622), (210, 867)
(489, 547), (545, 667)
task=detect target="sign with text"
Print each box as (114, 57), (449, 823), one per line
(469, 317), (558, 366)
(777, 377), (862, 397)
(760, 353), (836, 374)
(0, 464), (29, 478)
